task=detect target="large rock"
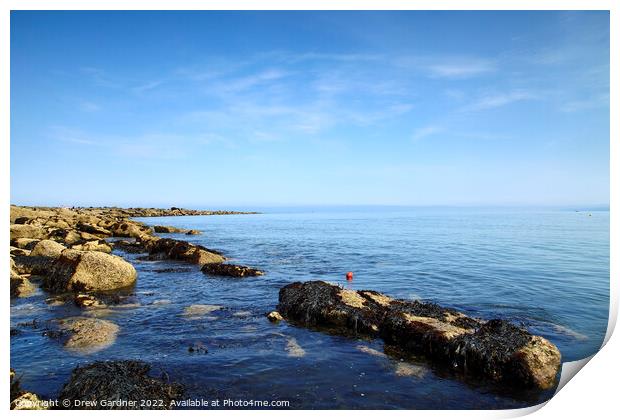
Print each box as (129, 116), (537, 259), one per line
(45, 249), (137, 292)
(277, 281), (561, 390)
(58, 360), (183, 409)
(201, 263), (264, 277)
(153, 225), (189, 233)
(111, 222), (152, 239)
(30, 239), (66, 258)
(10, 224), (48, 241)
(76, 222), (111, 236)
(145, 238), (224, 265)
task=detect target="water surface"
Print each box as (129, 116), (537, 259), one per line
(10, 207), (609, 409)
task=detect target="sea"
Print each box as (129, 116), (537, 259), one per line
(10, 206), (610, 409)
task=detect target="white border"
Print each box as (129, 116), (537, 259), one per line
(3, 1), (617, 419)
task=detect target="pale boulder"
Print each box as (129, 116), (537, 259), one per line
(30, 239), (66, 259)
(46, 249), (137, 292)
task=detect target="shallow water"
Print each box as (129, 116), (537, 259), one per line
(10, 207), (609, 409)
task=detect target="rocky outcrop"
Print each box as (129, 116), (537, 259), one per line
(111, 221), (152, 239)
(277, 281), (561, 390)
(10, 224), (48, 241)
(58, 360), (183, 409)
(153, 225), (200, 234)
(201, 263), (264, 277)
(30, 239), (66, 258)
(143, 238), (225, 265)
(71, 240), (113, 253)
(45, 249), (137, 292)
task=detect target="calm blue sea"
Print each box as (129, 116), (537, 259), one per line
(10, 207), (609, 409)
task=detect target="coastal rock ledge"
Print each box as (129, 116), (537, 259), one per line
(276, 281), (561, 390)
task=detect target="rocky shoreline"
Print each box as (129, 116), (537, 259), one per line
(10, 205), (562, 409)
(10, 205), (263, 409)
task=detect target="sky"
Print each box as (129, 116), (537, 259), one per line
(10, 11), (610, 208)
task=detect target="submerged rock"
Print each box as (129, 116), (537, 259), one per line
(45, 249), (137, 292)
(285, 337), (306, 357)
(277, 281), (561, 390)
(58, 360), (183, 409)
(182, 304), (223, 318)
(201, 263), (264, 277)
(57, 317), (119, 354)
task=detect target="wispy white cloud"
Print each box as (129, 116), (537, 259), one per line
(426, 59), (496, 79)
(49, 126), (97, 145)
(412, 125), (444, 141)
(132, 80), (164, 94)
(80, 67), (122, 88)
(463, 90), (538, 111)
(560, 93), (609, 113)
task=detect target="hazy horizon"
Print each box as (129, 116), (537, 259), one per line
(10, 11), (610, 207)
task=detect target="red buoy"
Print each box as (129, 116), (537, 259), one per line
(346, 272), (354, 282)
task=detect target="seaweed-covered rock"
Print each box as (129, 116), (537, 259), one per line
(201, 263), (264, 277)
(30, 239), (66, 258)
(12, 238), (40, 250)
(45, 249), (137, 292)
(58, 360), (183, 409)
(145, 238), (224, 266)
(277, 281), (561, 390)
(10, 274), (37, 298)
(277, 281), (389, 335)
(154, 225), (188, 233)
(11, 255), (56, 276)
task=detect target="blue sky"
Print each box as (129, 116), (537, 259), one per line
(10, 11), (609, 208)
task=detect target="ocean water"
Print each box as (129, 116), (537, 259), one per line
(10, 207), (609, 409)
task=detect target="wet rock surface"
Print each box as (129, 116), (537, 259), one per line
(201, 262), (265, 277)
(154, 225), (201, 234)
(58, 360), (183, 409)
(56, 317), (120, 354)
(10, 370), (47, 410)
(45, 250), (137, 293)
(277, 281), (561, 390)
